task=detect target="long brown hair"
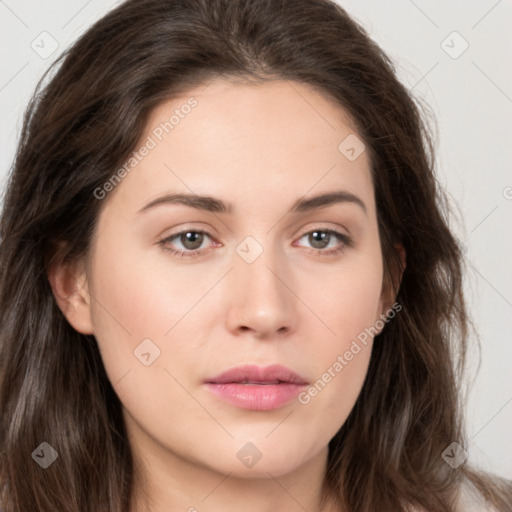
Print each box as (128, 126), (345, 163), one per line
(1, 0), (510, 510)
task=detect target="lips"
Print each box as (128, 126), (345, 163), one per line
(205, 364), (308, 385)
(204, 364), (308, 411)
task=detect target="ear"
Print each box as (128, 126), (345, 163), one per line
(376, 243), (406, 329)
(47, 257), (94, 335)
(394, 243), (406, 292)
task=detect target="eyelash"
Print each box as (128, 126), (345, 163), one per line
(158, 228), (353, 259)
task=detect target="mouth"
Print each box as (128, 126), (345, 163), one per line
(203, 364), (309, 411)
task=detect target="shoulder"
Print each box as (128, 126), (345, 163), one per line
(406, 478), (500, 512)
(453, 478), (500, 512)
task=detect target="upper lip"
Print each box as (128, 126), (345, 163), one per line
(204, 364), (309, 385)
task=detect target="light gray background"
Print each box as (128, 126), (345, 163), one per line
(1, 0), (511, 479)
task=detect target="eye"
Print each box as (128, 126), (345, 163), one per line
(158, 230), (217, 258)
(158, 227), (352, 259)
(294, 228), (352, 256)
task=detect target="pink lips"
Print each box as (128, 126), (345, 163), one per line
(204, 364), (308, 411)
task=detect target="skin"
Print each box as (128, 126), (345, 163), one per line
(49, 77), (403, 512)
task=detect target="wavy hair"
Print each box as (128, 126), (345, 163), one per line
(1, 0), (511, 510)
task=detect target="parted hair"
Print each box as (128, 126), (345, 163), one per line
(1, 0), (511, 511)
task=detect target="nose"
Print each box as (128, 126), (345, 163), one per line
(224, 242), (297, 340)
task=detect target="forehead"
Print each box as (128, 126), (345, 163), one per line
(104, 78), (375, 218)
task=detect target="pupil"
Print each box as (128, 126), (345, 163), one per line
(182, 232), (203, 249)
(310, 231), (329, 249)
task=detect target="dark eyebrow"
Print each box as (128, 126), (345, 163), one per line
(137, 190), (367, 216)
(291, 191), (367, 215)
(138, 193), (232, 214)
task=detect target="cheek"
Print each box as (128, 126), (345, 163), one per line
(87, 246), (217, 446)
(86, 239), (215, 383)
(297, 258), (383, 425)
(312, 257), (384, 348)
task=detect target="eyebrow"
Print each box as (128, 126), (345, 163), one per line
(137, 190), (367, 216)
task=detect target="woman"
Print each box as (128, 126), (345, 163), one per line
(0, 0), (510, 510)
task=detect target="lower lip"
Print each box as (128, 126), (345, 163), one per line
(204, 383), (307, 410)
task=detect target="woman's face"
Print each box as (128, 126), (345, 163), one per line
(67, 78), (390, 479)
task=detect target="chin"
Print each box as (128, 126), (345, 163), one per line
(204, 437), (324, 479)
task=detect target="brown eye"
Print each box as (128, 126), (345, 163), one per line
(160, 230), (213, 257)
(308, 230), (331, 249)
(295, 228), (351, 255)
(178, 231), (204, 250)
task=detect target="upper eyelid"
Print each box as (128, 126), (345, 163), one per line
(161, 226), (349, 249)
(294, 228), (350, 248)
